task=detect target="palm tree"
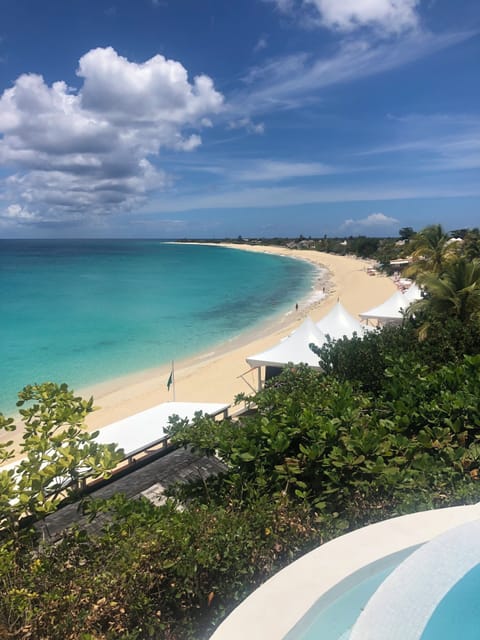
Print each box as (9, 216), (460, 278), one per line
(410, 258), (480, 327)
(463, 228), (480, 261)
(406, 224), (459, 277)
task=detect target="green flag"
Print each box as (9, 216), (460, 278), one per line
(167, 370), (173, 390)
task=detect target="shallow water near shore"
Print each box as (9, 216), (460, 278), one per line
(0, 240), (317, 414)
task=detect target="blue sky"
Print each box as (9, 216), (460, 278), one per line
(0, 0), (479, 238)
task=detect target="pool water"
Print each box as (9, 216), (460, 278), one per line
(284, 548), (417, 640)
(286, 526), (480, 640)
(422, 563), (480, 639)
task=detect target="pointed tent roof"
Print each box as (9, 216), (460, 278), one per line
(316, 301), (366, 340)
(359, 290), (411, 323)
(404, 282), (423, 303)
(246, 317), (326, 369)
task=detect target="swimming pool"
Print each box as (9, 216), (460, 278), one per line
(283, 548), (417, 640)
(209, 505), (480, 640)
(350, 518), (480, 640)
(422, 563), (480, 639)
(288, 518), (480, 640)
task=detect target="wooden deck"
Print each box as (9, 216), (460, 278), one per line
(37, 447), (227, 540)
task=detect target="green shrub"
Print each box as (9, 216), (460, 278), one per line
(0, 493), (319, 640)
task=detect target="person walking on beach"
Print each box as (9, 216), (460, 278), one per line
(295, 302), (299, 311)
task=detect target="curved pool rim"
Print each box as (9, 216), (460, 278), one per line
(209, 504), (480, 640)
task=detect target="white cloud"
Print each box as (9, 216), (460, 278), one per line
(78, 47), (222, 126)
(0, 47), (224, 224)
(357, 113), (480, 171)
(266, 0), (420, 34)
(142, 182), (480, 214)
(254, 36), (268, 53)
(308, 0), (420, 34)
(341, 212), (399, 229)
(233, 30), (472, 117)
(237, 160), (333, 181)
(265, 0), (296, 14)
(1, 203), (35, 223)
(227, 117), (265, 134)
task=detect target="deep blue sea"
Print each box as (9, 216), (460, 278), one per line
(0, 240), (315, 415)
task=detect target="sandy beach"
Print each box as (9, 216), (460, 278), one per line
(82, 244), (396, 430)
(2, 244), (396, 451)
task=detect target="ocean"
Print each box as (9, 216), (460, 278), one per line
(0, 240), (317, 415)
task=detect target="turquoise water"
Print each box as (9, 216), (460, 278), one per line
(422, 563), (480, 639)
(0, 240), (315, 414)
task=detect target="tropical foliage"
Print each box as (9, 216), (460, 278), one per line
(1, 225), (480, 638)
(170, 353), (480, 521)
(0, 383), (122, 533)
(4, 339), (480, 638)
(406, 223), (459, 276)
(0, 493), (316, 640)
(411, 258), (480, 325)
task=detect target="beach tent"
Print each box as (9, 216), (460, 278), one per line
(245, 317), (326, 389)
(359, 290), (411, 326)
(316, 301), (366, 340)
(404, 282), (423, 303)
(1, 402), (231, 494)
(95, 401), (230, 463)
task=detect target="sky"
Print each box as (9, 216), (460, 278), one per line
(0, 0), (479, 238)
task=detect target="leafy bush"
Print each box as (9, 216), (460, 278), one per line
(3, 315), (480, 639)
(171, 356), (480, 521)
(0, 383), (122, 532)
(0, 492), (319, 640)
(313, 317), (480, 393)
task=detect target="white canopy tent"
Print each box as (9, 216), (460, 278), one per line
(1, 402), (230, 490)
(316, 301), (366, 340)
(95, 401), (230, 462)
(359, 290), (411, 326)
(404, 282), (423, 303)
(246, 317), (326, 389)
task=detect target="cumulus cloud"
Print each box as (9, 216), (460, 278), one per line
(341, 212), (399, 229)
(308, 0), (420, 34)
(0, 47), (224, 224)
(0, 203), (35, 223)
(266, 0), (420, 34)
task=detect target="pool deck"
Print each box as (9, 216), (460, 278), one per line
(210, 504), (480, 640)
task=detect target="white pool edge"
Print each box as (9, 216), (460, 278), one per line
(209, 504), (480, 640)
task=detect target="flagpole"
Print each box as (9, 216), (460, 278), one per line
(172, 360), (176, 401)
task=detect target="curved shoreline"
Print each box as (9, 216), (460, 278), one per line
(1, 245), (396, 448)
(82, 245), (395, 432)
(82, 244), (330, 430)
